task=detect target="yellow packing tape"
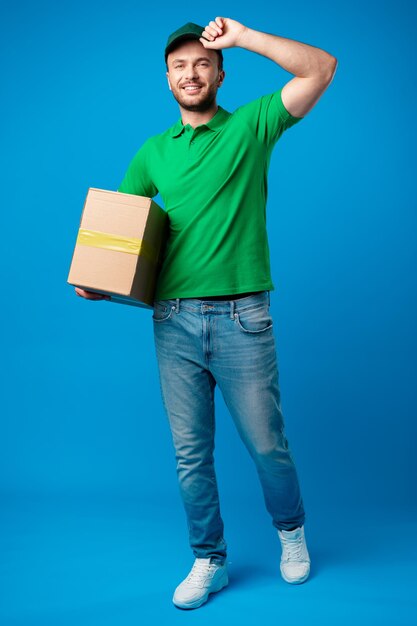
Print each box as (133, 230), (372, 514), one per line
(76, 228), (157, 263)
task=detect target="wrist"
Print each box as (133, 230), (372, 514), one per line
(236, 26), (255, 49)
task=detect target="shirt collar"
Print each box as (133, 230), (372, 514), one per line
(170, 106), (231, 138)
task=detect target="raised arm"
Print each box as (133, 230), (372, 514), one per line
(200, 16), (337, 118)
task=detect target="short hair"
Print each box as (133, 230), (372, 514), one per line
(215, 50), (224, 72)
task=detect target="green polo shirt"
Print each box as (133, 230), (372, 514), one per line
(118, 88), (302, 300)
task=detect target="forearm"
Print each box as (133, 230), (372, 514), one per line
(238, 27), (336, 80)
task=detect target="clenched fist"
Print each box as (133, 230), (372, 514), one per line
(199, 17), (248, 50)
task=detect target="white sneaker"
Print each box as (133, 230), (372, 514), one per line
(277, 526), (311, 584)
(172, 557), (228, 609)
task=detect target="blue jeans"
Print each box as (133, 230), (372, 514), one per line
(152, 290), (305, 565)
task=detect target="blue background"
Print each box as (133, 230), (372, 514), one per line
(1, 0), (416, 624)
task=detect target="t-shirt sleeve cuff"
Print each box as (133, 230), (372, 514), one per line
(275, 88), (304, 123)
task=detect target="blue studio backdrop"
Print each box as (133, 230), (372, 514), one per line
(1, 1), (416, 625)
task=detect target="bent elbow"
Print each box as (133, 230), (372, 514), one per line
(318, 61), (337, 87)
(325, 56), (338, 82)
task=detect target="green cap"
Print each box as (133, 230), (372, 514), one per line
(165, 22), (204, 62)
(164, 22), (223, 67)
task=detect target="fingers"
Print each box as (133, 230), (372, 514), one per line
(74, 287), (110, 300)
(202, 17), (224, 41)
(201, 27), (216, 42)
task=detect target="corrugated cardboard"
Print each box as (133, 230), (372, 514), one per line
(67, 188), (168, 308)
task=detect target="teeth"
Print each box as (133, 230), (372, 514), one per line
(184, 86), (200, 91)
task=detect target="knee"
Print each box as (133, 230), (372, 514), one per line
(251, 432), (292, 464)
(174, 443), (215, 473)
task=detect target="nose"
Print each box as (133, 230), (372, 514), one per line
(184, 64), (199, 81)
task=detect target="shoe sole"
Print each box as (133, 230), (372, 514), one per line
(280, 567), (310, 585)
(173, 573), (229, 609)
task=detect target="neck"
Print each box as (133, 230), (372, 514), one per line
(179, 102), (219, 128)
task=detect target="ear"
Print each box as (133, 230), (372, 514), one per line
(166, 72), (172, 91)
(218, 69), (225, 87)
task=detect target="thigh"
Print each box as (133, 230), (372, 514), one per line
(152, 301), (216, 450)
(210, 299), (285, 452)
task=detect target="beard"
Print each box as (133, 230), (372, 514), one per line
(171, 82), (218, 112)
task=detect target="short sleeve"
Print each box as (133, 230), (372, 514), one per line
(234, 88), (303, 148)
(118, 139), (158, 197)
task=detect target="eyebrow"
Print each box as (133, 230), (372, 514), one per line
(172, 57), (213, 64)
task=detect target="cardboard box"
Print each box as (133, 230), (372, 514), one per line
(67, 188), (168, 308)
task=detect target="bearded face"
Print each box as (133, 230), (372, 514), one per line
(166, 40), (225, 113)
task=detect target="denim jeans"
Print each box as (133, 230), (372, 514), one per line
(152, 290), (305, 565)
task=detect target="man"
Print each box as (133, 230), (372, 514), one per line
(76, 17), (337, 610)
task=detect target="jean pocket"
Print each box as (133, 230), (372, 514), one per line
(234, 303), (273, 333)
(152, 301), (175, 323)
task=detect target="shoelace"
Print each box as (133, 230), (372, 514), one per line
(186, 561), (218, 584)
(282, 535), (304, 562)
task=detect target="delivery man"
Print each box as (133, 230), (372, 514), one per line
(75, 17), (337, 610)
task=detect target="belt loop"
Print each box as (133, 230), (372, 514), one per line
(267, 290), (270, 306)
(175, 298), (180, 313)
(230, 299), (235, 320)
